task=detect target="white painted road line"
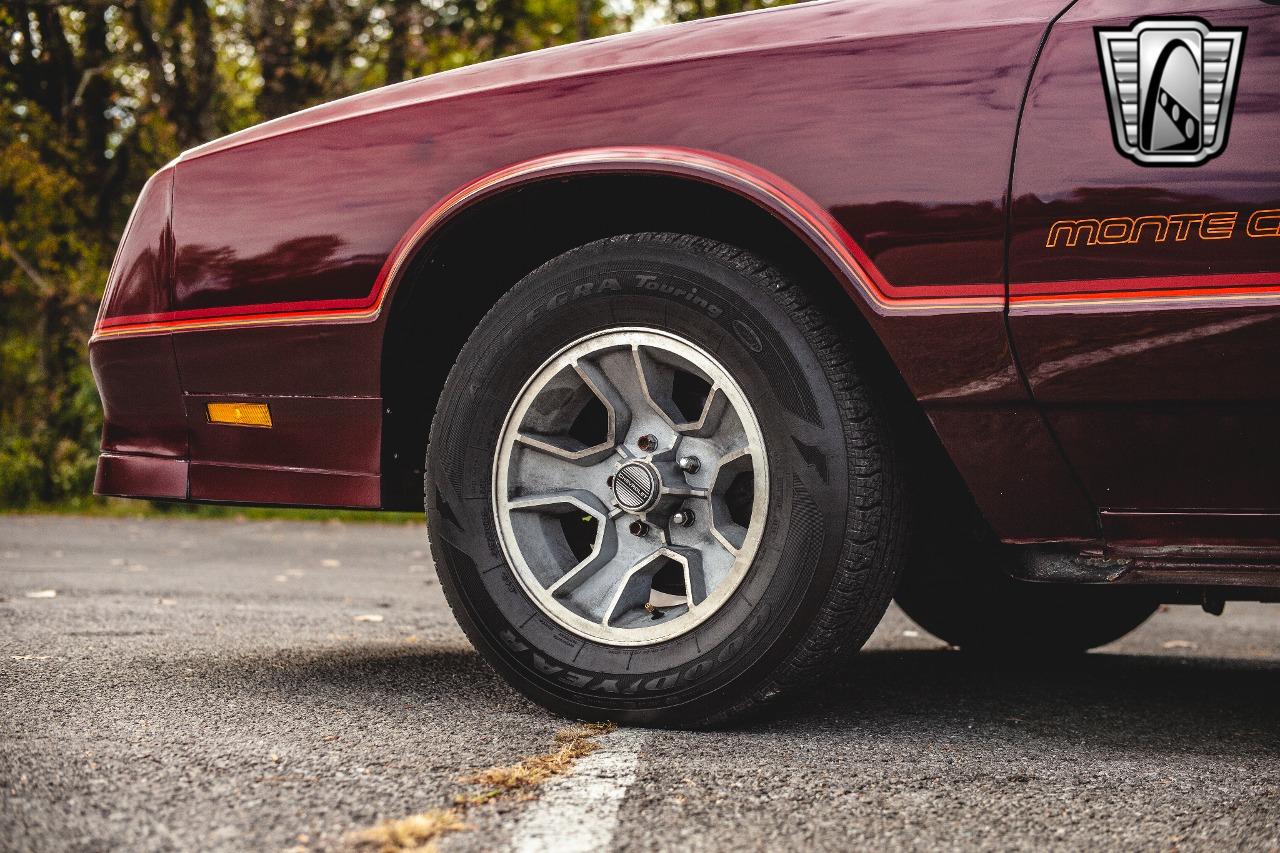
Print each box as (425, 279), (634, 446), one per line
(509, 728), (650, 853)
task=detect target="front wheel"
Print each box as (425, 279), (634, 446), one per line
(426, 233), (907, 726)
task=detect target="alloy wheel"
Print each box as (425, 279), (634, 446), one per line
(492, 328), (769, 645)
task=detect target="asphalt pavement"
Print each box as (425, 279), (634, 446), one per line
(2, 514), (1277, 852)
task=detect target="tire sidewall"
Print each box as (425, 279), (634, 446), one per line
(429, 237), (855, 722)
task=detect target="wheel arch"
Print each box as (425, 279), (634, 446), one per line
(379, 147), (967, 513)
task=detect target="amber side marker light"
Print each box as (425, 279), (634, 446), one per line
(206, 402), (273, 428)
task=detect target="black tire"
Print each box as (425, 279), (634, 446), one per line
(426, 233), (907, 726)
(895, 538), (1159, 655)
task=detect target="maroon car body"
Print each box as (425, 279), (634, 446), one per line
(92, 0), (1280, 587)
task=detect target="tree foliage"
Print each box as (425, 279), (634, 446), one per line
(0, 0), (792, 507)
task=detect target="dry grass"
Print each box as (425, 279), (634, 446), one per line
(344, 722), (616, 852)
(348, 808), (467, 853)
(460, 723), (615, 799)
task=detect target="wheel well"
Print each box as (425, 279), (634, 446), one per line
(379, 173), (971, 516)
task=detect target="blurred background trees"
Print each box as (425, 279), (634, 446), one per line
(0, 0), (792, 508)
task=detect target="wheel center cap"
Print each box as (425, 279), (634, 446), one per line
(613, 461), (660, 513)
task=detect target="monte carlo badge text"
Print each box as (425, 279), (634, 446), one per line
(1095, 18), (1245, 166)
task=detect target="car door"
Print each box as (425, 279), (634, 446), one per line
(1007, 0), (1280, 546)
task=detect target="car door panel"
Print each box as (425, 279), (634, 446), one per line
(1008, 0), (1280, 520)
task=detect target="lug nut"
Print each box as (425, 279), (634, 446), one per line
(637, 434), (658, 453)
(628, 520), (650, 537)
(677, 455), (701, 474)
(671, 509), (696, 528)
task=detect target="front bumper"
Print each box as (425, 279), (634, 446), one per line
(90, 332), (189, 500)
